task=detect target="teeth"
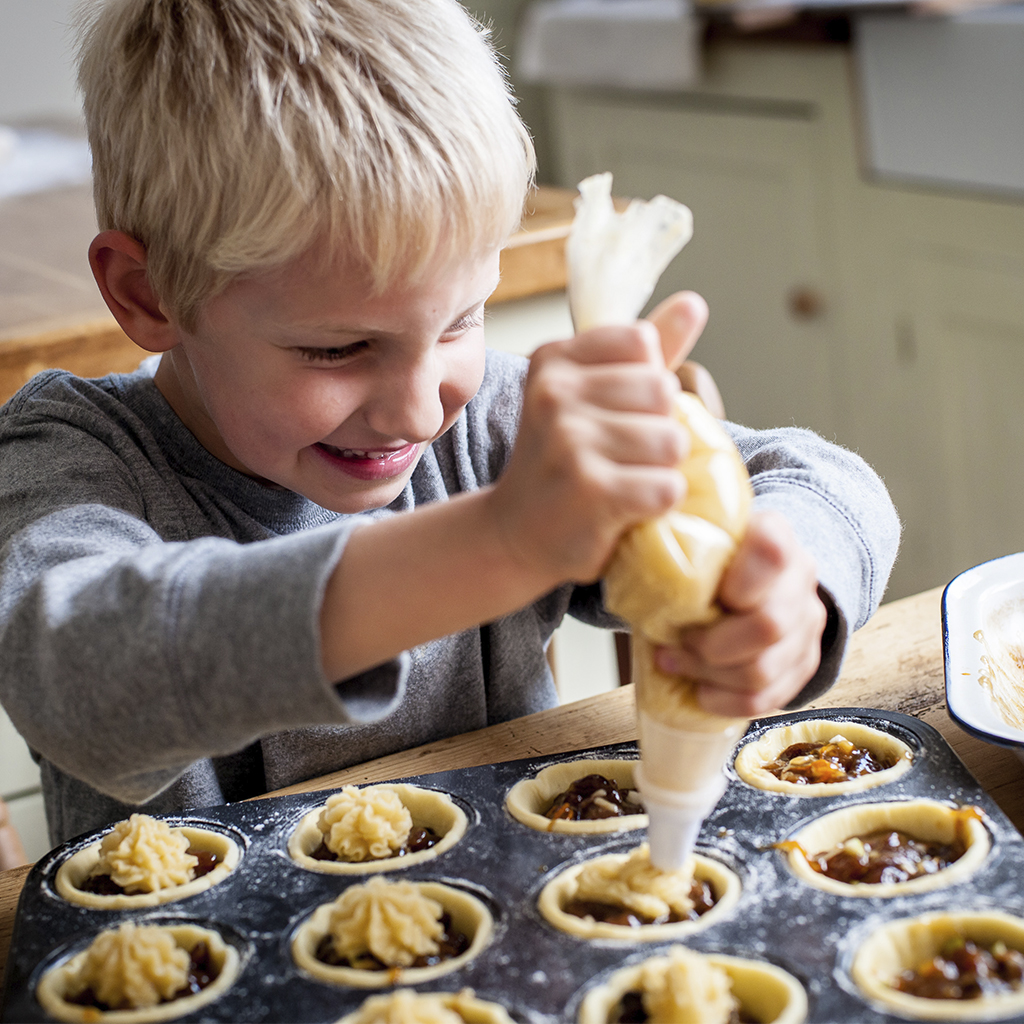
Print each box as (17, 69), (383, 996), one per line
(322, 445), (388, 459)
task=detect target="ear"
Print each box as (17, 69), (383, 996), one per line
(88, 230), (179, 353)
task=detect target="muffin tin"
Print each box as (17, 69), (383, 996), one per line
(3, 706), (1024, 1023)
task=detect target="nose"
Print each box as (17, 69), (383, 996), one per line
(365, 350), (445, 443)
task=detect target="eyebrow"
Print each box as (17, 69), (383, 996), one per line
(297, 278), (500, 338)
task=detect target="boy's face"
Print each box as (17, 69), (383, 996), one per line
(154, 242), (501, 513)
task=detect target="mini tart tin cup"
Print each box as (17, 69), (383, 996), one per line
(576, 945), (808, 1024)
(537, 849), (741, 941)
(733, 717), (915, 796)
(335, 988), (516, 1024)
(505, 758), (647, 835)
(781, 798), (991, 898)
(5, 708), (1024, 1022)
(849, 910), (1024, 1021)
(287, 783), (468, 874)
(35, 920), (241, 1024)
(290, 880), (494, 988)
(54, 823), (241, 909)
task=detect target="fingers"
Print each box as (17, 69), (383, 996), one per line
(529, 323), (690, 466)
(498, 315), (697, 585)
(582, 410), (690, 469)
(525, 357), (691, 473)
(658, 612), (825, 717)
(558, 319), (666, 367)
(574, 364), (681, 417)
(653, 511), (827, 717)
(717, 514), (791, 614)
(646, 291), (709, 371)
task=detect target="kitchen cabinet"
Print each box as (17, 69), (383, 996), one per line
(548, 86), (842, 440)
(537, 40), (1024, 601)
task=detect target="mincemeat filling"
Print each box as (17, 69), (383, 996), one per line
(809, 828), (965, 885)
(895, 937), (1024, 1000)
(778, 806), (981, 885)
(762, 738), (892, 785)
(563, 878), (716, 928)
(544, 773), (645, 823)
(610, 991), (753, 1023)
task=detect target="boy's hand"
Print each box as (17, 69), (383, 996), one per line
(654, 510), (827, 717)
(490, 292), (709, 587)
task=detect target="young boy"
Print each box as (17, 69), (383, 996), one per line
(0, 0), (898, 847)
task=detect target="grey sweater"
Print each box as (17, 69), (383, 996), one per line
(0, 350), (899, 845)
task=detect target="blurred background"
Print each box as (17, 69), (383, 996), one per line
(3, 0), (1024, 859)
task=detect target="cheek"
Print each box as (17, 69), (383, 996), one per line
(197, 355), (344, 456)
(441, 339), (487, 422)
(266, 374), (364, 447)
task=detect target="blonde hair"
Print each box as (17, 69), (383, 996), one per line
(76, 0), (535, 329)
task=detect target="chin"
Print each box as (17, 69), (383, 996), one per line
(303, 480), (408, 515)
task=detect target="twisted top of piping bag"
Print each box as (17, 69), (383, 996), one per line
(566, 172), (753, 652)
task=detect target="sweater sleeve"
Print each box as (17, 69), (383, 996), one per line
(0, 504), (406, 804)
(727, 422), (901, 704)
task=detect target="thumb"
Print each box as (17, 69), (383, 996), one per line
(645, 291), (709, 371)
(718, 512), (789, 612)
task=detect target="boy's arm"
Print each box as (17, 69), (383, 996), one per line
(0, 494), (382, 805)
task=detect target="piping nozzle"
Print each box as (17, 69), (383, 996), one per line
(635, 762), (727, 872)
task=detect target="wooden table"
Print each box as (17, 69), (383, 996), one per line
(3, 583), (1023, 991)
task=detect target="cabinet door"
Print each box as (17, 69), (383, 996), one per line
(548, 91), (841, 438)
(882, 246), (1024, 597)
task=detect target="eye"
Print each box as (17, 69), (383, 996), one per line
(296, 340), (368, 363)
(444, 308), (486, 337)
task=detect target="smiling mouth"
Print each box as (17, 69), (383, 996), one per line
(312, 441), (421, 480)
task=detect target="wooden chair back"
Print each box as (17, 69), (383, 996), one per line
(0, 319), (146, 406)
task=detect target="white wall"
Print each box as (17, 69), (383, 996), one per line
(0, 0), (83, 122)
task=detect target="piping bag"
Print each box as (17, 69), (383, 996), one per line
(567, 173), (754, 871)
